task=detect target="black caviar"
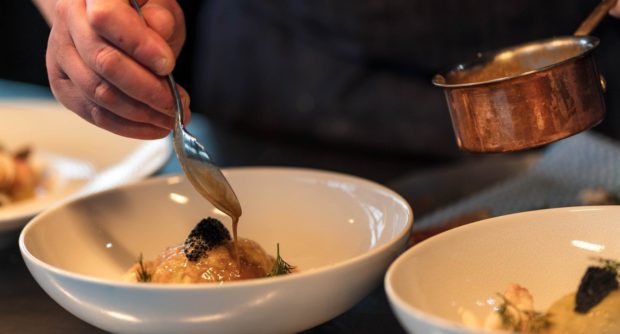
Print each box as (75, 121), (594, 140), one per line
(183, 217), (231, 261)
(575, 266), (619, 313)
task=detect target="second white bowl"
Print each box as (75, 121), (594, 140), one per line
(386, 206), (620, 334)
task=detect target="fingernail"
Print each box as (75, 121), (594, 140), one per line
(155, 57), (169, 75)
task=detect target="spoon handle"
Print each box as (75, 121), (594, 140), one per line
(574, 0), (618, 36)
(166, 74), (185, 126)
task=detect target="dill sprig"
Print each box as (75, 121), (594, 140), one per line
(591, 257), (620, 274)
(496, 293), (552, 333)
(136, 253), (152, 283)
(268, 243), (295, 277)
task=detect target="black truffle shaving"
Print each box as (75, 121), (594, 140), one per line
(575, 266), (619, 313)
(183, 217), (231, 261)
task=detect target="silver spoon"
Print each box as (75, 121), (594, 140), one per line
(129, 0), (242, 232)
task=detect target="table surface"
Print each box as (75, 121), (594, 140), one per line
(0, 80), (536, 333)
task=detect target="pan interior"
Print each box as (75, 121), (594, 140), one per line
(436, 36), (598, 87)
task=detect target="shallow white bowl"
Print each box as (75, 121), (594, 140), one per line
(385, 206), (620, 334)
(20, 167), (412, 334)
(0, 100), (170, 235)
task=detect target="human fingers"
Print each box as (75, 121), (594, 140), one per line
(47, 1), (172, 139)
(48, 61), (171, 139)
(56, 37), (176, 130)
(69, 0), (184, 116)
(85, 0), (180, 75)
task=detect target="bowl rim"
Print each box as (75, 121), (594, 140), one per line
(20, 166), (413, 290)
(384, 205), (615, 333)
(432, 35), (600, 88)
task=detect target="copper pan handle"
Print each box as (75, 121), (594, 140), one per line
(574, 0), (618, 36)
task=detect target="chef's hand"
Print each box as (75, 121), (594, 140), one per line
(43, 0), (189, 139)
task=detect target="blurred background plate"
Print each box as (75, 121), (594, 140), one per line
(0, 100), (171, 238)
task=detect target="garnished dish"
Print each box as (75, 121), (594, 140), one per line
(0, 145), (43, 207)
(124, 217), (295, 283)
(461, 258), (620, 333)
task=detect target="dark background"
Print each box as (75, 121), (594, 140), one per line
(1, 0), (620, 160)
(0, 0), (49, 86)
(0, 0), (199, 90)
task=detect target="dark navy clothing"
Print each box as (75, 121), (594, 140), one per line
(180, 0), (620, 157)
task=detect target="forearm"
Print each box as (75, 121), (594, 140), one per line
(32, 0), (58, 25)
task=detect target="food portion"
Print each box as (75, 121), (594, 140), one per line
(460, 283), (551, 333)
(125, 217), (294, 283)
(461, 258), (620, 333)
(546, 291), (620, 334)
(0, 145), (42, 206)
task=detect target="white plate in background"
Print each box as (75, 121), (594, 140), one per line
(0, 100), (171, 233)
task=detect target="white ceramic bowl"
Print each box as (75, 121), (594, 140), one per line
(385, 206), (620, 334)
(0, 100), (170, 235)
(20, 167), (412, 334)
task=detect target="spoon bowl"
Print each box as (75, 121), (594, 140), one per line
(171, 103), (242, 221)
(130, 0), (242, 222)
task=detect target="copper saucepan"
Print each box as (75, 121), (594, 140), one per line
(433, 0), (617, 153)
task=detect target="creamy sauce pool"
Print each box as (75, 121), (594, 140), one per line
(546, 290), (620, 334)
